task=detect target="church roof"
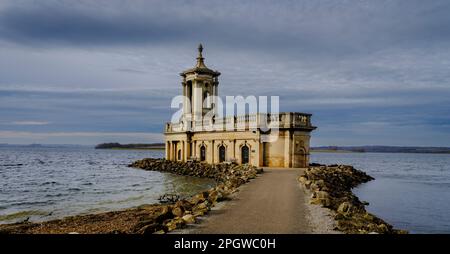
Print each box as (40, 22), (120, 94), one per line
(180, 44), (221, 77)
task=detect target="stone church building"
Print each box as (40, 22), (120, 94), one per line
(164, 45), (316, 168)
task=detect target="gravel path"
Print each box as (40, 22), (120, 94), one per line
(185, 168), (315, 234)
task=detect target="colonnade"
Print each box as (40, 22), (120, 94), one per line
(165, 139), (252, 165)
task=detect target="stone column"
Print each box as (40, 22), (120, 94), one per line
(232, 139), (236, 160)
(213, 82), (218, 115)
(183, 140), (190, 161)
(209, 140), (214, 164)
(258, 142), (264, 167)
(170, 141), (174, 161)
(212, 84), (216, 108)
(165, 141), (170, 160)
(254, 141), (260, 167)
(170, 142), (173, 160)
(187, 83), (193, 131)
(173, 142), (177, 161)
(182, 82), (187, 117)
(192, 80), (200, 124)
(212, 140), (215, 164)
(180, 141), (184, 161)
(284, 131), (291, 168)
(194, 141), (197, 159)
(171, 142), (173, 160)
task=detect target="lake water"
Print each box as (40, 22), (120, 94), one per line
(311, 152), (450, 234)
(0, 147), (215, 224)
(1, 147), (448, 233)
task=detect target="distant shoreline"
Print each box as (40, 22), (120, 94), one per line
(94, 142), (165, 150)
(108, 147), (165, 150)
(311, 149), (362, 153)
(311, 149), (450, 154)
(2, 143), (449, 154)
(311, 146), (450, 154)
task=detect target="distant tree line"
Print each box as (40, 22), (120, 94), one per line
(311, 146), (450, 154)
(95, 143), (165, 149)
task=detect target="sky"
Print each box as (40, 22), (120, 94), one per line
(0, 0), (450, 146)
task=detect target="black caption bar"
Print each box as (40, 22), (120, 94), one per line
(0, 234), (448, 253)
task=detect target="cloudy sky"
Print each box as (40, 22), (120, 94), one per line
(0, 0), (449, 146)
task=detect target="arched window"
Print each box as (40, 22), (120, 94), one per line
(177, 149), (182, 161)
(219, 145), (226, 163)
(241, 145), (249, 164)
(200, 145), (206, 161)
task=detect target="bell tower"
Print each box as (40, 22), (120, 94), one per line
(180, 44), (220, 128)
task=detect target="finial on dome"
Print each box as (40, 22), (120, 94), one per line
(196, 43), (206, 68)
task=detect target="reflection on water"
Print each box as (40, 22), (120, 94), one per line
(0, 147), (215, 224)
(311, 152), (450, 233)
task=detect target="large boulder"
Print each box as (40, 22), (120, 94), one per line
(171, 206), (184, 218)
(154, 205), (173, 223)
(182, 214), (196, 224)
(298, 176), (308, 184)
(207, 190), (219, 204)
(165, 217), (185, 232)
(337, 202), (353, 215)
(189, 192), (207, 205)
(310, 190), (331, 207)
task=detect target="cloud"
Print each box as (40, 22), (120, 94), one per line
(1, 0), (449, 55)
(0, 131), (164, 145)
(0, 1), (449, 145)
(0, 131), (162, 138)
(115, 68), (148, 74)
(0, 89), (174, 134)
(11, 121), (50, 126)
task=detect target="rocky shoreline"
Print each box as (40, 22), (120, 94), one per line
(299, 164), (407, 234)
(0, 159), (262, 234)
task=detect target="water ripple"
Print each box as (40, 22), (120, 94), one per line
(0, 147), (215, 224)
